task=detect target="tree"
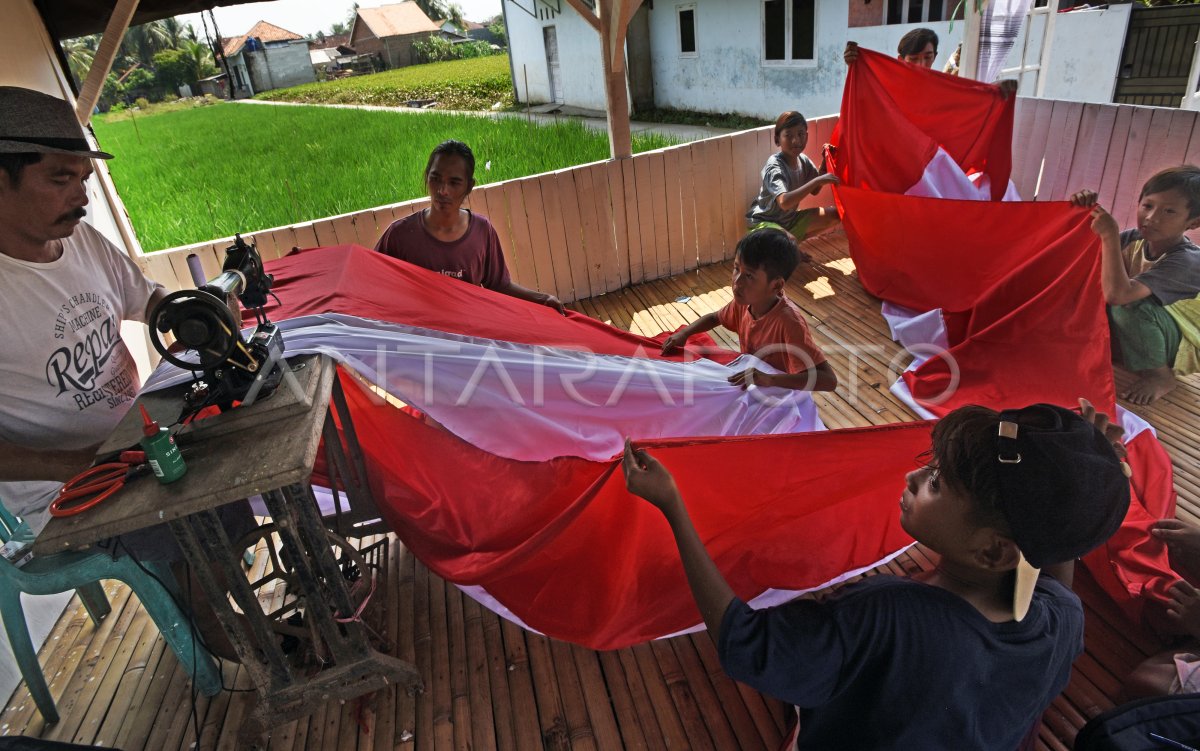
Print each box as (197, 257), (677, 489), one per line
(62, 36), (98, 87)
(413, 0), (464, 28)
(153, 47), (192, 93)
(330, 21), (349, 36)
(486, 19), (506, 46)
(160, 16), (187, 49)
(182, 40), (217, 81)
(118, 66), (156, 102)
(120, 20), (171, 70)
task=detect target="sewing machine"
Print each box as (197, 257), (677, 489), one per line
(148, 234), (288, 411)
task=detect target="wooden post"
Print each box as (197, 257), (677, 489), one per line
(600, 2), (631, 159)
(75, 0), (140, 124)
(960, 0), (983, 81)
(564, 0), (643, 159)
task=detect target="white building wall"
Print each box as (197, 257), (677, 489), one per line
(647, 0), (854, 120)
(1038, 5), (1130, 103)
(503, 2), (607, 110)
(507, 0), (1130, 120)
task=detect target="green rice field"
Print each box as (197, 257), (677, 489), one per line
(259, 55), (515, 111)
(92, 102), (679, 251)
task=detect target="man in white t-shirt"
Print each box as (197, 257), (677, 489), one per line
(0, 87), (248, 660)
(0, 87), (168, 531)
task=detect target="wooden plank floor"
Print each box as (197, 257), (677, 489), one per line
(3, 230), (1197, 749)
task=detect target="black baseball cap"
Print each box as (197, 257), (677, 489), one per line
(995, 404), (1130, 620)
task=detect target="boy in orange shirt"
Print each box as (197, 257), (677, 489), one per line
(661, 229), (836, 392)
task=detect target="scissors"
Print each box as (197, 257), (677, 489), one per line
(49, 450), (152, 518)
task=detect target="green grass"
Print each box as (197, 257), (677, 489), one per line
(632, 107), (771, 131)
(259, 55), (515, 111)
(92, 101), (679, 251)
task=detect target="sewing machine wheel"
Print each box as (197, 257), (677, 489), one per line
(148, 288), (240, 371)
(233, 523), (372, 644)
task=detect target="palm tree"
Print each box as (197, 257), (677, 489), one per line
(413, 0), (465, 28)
(160, 17), (187, 49)
(62, 36), (97, 87)
(181, 39), (217, 81)
(120, 20), (171, 70)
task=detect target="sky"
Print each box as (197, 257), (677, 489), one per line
(180, 0), (503, 41)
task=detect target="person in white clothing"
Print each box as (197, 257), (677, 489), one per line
(0, 87), (166, 528)
(0, 86), (248, 661)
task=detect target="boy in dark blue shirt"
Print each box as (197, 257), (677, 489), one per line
(623, 400), (1131, 750)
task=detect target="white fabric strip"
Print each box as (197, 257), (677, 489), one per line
(905, 148), (1022, 202)
(458, 544), (916, 641)
(881, 302), (1152, 433)
(146, 313), (824, 462)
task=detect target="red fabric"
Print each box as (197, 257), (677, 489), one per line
(832, 190), (1116, 416)
(830, 45), (1178, 619)
(272, 246), (924, 648)
(1083, 429), (1180, 623)
(262, 244), (736, 364)
(339, 372), (926, 650)
(831, 47), (1014, 200)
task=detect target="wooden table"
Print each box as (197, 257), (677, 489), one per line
(36, 354), (422, 743)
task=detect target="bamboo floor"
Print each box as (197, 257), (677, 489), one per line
(2, 230), (1197, 749)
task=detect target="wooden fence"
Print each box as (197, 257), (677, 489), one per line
(1013, 97), (1200, 230)
(139, 97), (1200, 302)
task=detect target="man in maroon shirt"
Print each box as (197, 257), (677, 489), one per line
(375, 140), (565, 313)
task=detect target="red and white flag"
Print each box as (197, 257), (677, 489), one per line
(831, 48), (1179, 621)
(144, 245), (929, 649)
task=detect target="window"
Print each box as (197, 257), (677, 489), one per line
(763, 0), (815, 65)
(678, 4), (697, 56)
(885, 0), (961, 24)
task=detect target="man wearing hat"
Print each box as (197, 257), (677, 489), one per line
(622, 398), (1131, 749)
(0, 86), (167, 532)
(0, 87), (254, 661)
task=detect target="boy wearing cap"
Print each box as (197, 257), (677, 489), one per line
(623, 400), (1130, 749)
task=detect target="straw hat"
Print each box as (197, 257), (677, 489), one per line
(0, 87), (112, 160)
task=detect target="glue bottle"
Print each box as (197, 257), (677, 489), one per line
(139, 404), (187, 483)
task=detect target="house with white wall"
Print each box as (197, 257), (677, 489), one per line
(222, 20), (316, 98)
(501, 0), (1132, 120)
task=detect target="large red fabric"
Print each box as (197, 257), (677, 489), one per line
(339, 374), (926, 649)
(831, 47), (1014, 200)
(273, 246), (928, 648)
(263, 244), (736, 364)
(831, 45), (1179, 620)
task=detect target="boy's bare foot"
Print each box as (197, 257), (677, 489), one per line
(1120, 367), (1177, 405)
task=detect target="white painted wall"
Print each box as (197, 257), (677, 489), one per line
(504, 2), (607, 110)
(0, 0), (159, 710)
(1185, 20), (1200, 111)
(647, 0), (848, 120)
(1038, 5), (1130, 103)
(504, 0), (1130, 120)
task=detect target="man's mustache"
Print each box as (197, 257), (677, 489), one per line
(56, 207), (86, 223)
